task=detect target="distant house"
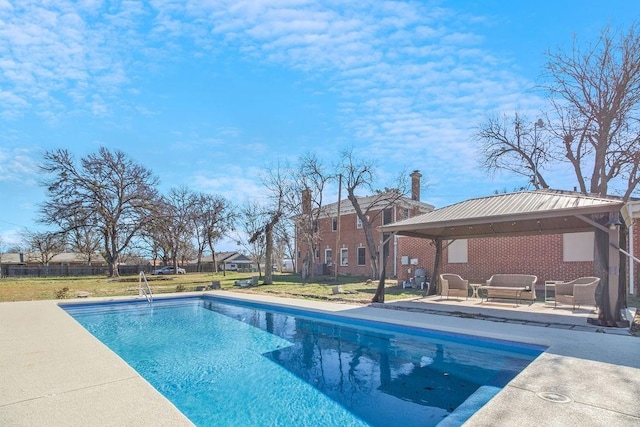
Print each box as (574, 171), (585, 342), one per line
(218, 252), (254, 272)
(189, 251), (255, 272)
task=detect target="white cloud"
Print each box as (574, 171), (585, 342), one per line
(0, 146), (40, 183)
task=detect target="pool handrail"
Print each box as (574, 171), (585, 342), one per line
(138, 271), (153, 303)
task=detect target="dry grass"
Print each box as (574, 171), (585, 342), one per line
(0, 272), (426, 304)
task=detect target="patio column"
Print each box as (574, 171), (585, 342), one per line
(591, 211), (626, 327)
(607, 212), (621, 323)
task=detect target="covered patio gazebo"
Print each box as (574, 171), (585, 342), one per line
(379, 190), (630, 327)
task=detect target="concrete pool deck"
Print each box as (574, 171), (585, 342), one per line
(1, 291), (638, 426)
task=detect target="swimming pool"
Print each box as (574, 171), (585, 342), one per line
(61, 295), (544, 426)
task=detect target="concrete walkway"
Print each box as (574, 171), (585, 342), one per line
(1, 292), (638, 426)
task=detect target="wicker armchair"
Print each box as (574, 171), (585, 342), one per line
(554, 277), (600, 310)
(439, 274), (469, 300)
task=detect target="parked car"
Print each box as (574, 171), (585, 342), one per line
(151, 265), (186, 275)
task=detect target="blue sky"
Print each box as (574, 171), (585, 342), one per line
(0, 0), (638, 251)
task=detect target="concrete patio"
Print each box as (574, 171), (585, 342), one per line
(1, 291), (638, 426)
(375, 293), (634, 334)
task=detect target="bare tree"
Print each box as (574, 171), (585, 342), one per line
(289, 153), (333, 280)
(476, 114), (552, 189)
(271, 231), (287, 272)
(144, 187), (197, 272)
(139, 220), (169, 267)
(192, 193), (234, 273)
(274, 220), (295, 272)
(66, 224), (102, 265)
(337, 148), (409, 284)
(236, 201), (267, 278)
(477, 24), (640, 200)
(39, 147), (159, 277)
(545, 24), (640, 200)
(21, 230), (65, 265)
(163, 186), (198, 270)
(250, 164), (291, 285)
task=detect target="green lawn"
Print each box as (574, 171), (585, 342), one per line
(2, 272), (637, 307)
(0, 272), (426, 304)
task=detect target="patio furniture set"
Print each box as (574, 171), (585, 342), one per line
(438, 273), (600, 310)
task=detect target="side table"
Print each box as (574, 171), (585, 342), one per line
(544, 280), (563, 304)
(470, 283), (482, 299)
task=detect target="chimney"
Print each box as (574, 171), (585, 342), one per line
(410, 170), (421, 201)
(302, 188), (311, 214)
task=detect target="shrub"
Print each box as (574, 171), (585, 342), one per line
(54, 287), (70, 299)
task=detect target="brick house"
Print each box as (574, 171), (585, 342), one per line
(295, 171), (434, 277)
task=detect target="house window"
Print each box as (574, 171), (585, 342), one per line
(312, 220), (318, 232)
(383, 208), (393, 225)
(332, 217), (338, 232)
(356, 216), (362, 229)
(314, 249), (319, 259)
(447, 239), (468, 263)
(357, 247), (366, 266)
(563, 232), (594, 261)
(340, 248), (348, 266)
(325, 249), (332, 265)
(400, 208), (409, 220)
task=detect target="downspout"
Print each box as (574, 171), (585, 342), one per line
(294, 222), (298, 274)
(628, 203), (635, 295)
(393, 235), (398, 278)
(334, 174), (342, 281)
(393, 205), (397, 278)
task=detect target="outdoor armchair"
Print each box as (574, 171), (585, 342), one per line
(554, 277), (600, 310)
(439, 274), (469, 300)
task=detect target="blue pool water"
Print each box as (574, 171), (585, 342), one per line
(62, 296), (544, 426)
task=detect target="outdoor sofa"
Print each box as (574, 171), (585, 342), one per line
(554, 276), (600, 310)
(479, 274), (537, 305)
(439, 274), (469, 300)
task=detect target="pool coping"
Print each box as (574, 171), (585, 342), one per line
(1, 291), (639, 426)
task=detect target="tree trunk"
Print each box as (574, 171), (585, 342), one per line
(371, 252), (387, 303)
(264, 224), (273, 285)
(106, 232), (120, 278)
(371, 259), (387, 303)
(590, 213), (626, 326)
(429, 239), (442, 296)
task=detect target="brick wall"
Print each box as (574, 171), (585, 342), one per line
(395, 234), (596, 290)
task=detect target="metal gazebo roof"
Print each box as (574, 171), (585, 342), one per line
(379, 189), (626, 240)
